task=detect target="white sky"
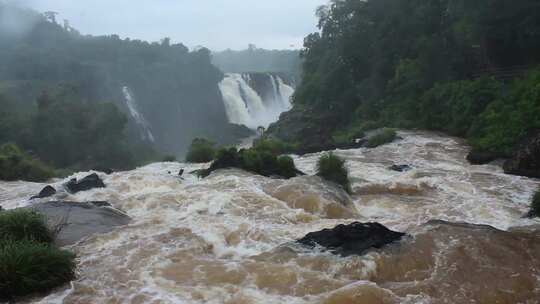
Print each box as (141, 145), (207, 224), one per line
(17, 0), (328, 50)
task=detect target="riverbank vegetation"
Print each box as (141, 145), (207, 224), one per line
(0, 210), (76, 300)
(0, 143), (55, 182)
(271, 0), (540, 157)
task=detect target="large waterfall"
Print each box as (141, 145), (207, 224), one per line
(219, 73), (294, 130)
(122, 86), (155, 143)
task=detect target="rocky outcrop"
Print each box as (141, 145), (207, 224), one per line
(297, 222), (406, 257)
(266, 106), (362, 155)
(503, 130), (540, 178)
(65, 173), (105, 194)
(29, 201), (130, 246)
(30, 185), (57, 200)
(466, 149), (502, 165)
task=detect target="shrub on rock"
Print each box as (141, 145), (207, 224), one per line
(529, 190), (540, 218)
(185, 138), (216, 163)
(252, 138), (297, 156)
(277, 156), (297, 178)
(0, 240), (75, 300)
(0, 209), (53, 244)
(366, 128), (397, 148)
(200, 147), (301, 179)
(317, 153), (351, 193)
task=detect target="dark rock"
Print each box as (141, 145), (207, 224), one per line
(297, 222), (406, 257)
(65, 173), (105, 193)
(467, 149), (501, 165)
(503, 130), (540, 178)
(30, 185), (57, 200)
(28, 201), (130, 246)
(266, 106), (343, 155)
(389, 164), (412, 172)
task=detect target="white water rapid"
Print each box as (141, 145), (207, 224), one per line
(1, 131), (540, 303)
(122, 86), (155, 143)
(218, 73), (294, 130)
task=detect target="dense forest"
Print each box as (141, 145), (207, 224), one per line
(212, 46), (302, 81)
(269, 0), (540, 157)
(0, 4), (250, 174)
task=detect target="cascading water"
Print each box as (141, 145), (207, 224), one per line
(218, 73), (294, 130)
(122, 86), (155, 143)
(2, 131), (540, 303)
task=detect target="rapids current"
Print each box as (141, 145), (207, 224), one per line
(1, 131), (540, 304)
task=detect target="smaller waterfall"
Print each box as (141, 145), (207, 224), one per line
(122, 86), (155, 143)
(219, 73), (294, 130)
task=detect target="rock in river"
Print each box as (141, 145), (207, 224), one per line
(30, 185), (57, 200)
(65, 173), (105, 194)
(297, 222), (406, 257)
(29, 201), (131, 246)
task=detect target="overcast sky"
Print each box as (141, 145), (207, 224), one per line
(16, 0), (327, 51)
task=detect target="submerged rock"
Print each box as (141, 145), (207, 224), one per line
(29, 201), (130, 246)
(264, 175), (356, 219)
(297, 222), (405, 257)
(503, 130), (540, 178)
(65, 173), (105, 193)
(30, 185), (57, 200)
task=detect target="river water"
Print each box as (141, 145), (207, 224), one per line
(1, 131), (539, 304)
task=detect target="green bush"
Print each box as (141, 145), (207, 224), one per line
(530, 190), (540, 218)
(0, 209), (53, 244)
(200, 147), (300, 179)
(0, 240), (76, 300)
(277, 156), (297, 178)
(185, 138), (216, 163)
(0, 143), (55, 182)
(252, 138), (297, 156)
(366, 128), (397, 148)
(316, 152), (351, 193)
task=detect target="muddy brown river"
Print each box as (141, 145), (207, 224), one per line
(1, 131), (539, 303)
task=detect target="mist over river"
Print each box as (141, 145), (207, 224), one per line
(1, 131), (539, 304)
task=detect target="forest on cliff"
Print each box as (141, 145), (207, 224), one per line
(274, 0), (540, 157)
(0, 3), (243, 174)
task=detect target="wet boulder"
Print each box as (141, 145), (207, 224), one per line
(30, 185), (57, 200)
(65, 173), (105, 193)
(389, 164), (412, 172)
(297, 222), (406, 257)
(466, 149), (501, 165)
(503, 130), (540, 178)
(29, 201), (130, 246)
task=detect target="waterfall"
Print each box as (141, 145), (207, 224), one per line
(122, 86), (155, 143)
(218, 73), (294, 130)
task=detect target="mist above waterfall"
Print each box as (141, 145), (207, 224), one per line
(219, 73), (294, 130)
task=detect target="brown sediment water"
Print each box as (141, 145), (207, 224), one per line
(1, 131), (539, 304)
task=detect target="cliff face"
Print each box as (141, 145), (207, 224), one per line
(504, 130), (540, 178)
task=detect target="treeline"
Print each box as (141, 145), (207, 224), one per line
(289, 0), (540, 156)
(0, 3), (239, 178)
(212, 45), (301, 81)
